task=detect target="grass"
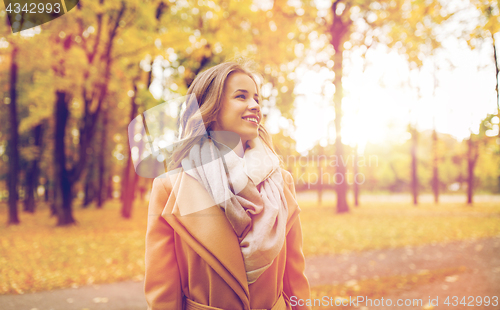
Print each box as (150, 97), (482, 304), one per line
(309, 266), (468, 309)
(0, 198), (499, 295)
(300, 200), (500, 256)
(0, 200), (149, 294)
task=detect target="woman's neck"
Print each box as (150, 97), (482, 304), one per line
(210, 131), (245, 158)
(235, 139), (245, 158)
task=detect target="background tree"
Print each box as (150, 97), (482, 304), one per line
(6, 38), (19, 224)
(466, 114), (500, 204)
(467, 130), (479, 204)
(121, 73), (143, 219)
(409, 122), (419, 205)
(467, 0), (499, 138)
(309, 0), (448, 212)
(96, 106), (109, 208)
(23, 123), (44, 212)
(0, 22), (50, 223)
(432, 121), (439, 203)
(45, 0), (165, 225)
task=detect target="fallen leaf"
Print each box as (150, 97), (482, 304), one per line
(445, 275), (458, 283)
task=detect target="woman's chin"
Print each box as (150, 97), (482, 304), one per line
(242, 132), (259, 142)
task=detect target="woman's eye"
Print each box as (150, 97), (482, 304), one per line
(237, 94), (246, 99)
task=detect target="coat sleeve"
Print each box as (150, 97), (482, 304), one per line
(282, 171), (312, 310)
(144, 178), (183, 310)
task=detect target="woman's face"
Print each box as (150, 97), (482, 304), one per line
(213, 72), (262, 147)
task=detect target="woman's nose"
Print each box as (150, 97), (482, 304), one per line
(249, 98), (260, 112)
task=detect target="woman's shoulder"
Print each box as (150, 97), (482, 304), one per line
(151, 174), (174, 197)
(151, 167), (185, 195)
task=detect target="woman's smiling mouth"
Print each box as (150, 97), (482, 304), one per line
(242, 116), (259, 125)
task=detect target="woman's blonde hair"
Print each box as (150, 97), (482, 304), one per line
(167, 60), (281, 170)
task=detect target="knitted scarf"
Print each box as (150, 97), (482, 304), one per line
(180, 134), (288, 284)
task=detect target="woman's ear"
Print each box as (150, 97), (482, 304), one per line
(208, 120), (217, 131)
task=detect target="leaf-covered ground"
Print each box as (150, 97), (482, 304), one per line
(0, 200), (149, 295)
(308, 266), (468, 309)
(0, 198), (499, 295)
(300, 200), (500, 256)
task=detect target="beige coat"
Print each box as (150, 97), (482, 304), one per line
(144, 167), (311, 310)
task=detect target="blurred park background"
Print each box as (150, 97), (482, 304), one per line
(0, 0), (500, 308)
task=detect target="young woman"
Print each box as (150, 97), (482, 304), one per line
(144, 61), (311, 310)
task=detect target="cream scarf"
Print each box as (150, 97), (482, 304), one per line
(180, 134), (288, 284)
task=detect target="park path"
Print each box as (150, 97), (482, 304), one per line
(0, 236), (499, 310)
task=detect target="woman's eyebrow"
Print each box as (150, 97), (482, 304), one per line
(233, 89), (258, 96)
(233, 89), (249, 94)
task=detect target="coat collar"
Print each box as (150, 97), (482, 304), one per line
(159, 167), (300, 307)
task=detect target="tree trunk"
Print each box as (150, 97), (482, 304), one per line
(82, 157), (95, 208)
(97, 108), (108, 208)
(50, 3), (125, 225)
(467, 134), (479, 205)
(122, 163), (139, 218)
(354, 144), (359, 206)
(107, 174), (114, 199)
(410, 125), (418, 205)
(490, 35), (500, 193)
(7, 44), (20, 225)
(44, 178), (50, 202)
(432, 127), (439, 204)
(317, 145), (323, 206)
(54, 91), (77, 225)
(121, 80), (140, 218)
(49, 179), (58, 216)
(332, 44), (349, 213)
(24, 124), (44, 213)
(491, 35), (499, 137)
(138, 180), (147, 201)
(329, 2), (351, 214)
